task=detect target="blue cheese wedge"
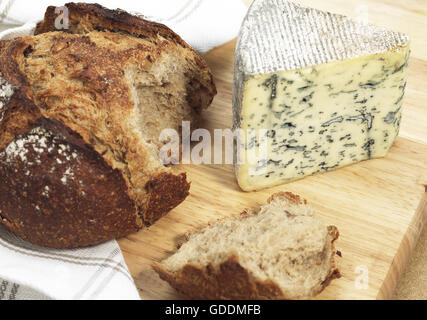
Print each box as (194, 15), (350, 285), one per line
(233, 0), (410, 191)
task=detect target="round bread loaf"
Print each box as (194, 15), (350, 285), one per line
(0, 3), (216, 248)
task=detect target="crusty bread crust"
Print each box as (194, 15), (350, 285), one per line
(35, 3), (191, 47)
(153, 192), (341, 299)
(35, 2), (216, 113)
(0, 117), (140, 248)
(144, 172), (190, 226)
(153, 255), (287, 300)
(0, 3), (213, 248)
(267, 191), (307, 205)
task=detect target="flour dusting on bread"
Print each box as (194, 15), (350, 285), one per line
(0, 77), (15, 123)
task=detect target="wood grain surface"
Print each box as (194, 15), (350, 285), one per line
(118, 0), (427, 299)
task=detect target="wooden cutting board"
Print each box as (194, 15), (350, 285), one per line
(119, 0), (427, 300)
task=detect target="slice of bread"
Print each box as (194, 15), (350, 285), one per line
(153, 192), (340, 299)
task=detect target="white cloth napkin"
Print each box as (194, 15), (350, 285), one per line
(0, 0), (247, 53)
(0, 0), (247, 300)
(0, 225), (140, 300)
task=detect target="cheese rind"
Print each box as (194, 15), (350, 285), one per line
(233, 0), (410, 191)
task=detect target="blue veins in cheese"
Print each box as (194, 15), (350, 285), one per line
(232, 0), (410, 191)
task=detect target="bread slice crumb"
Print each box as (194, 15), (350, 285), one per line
(153, 192), (340, 299)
